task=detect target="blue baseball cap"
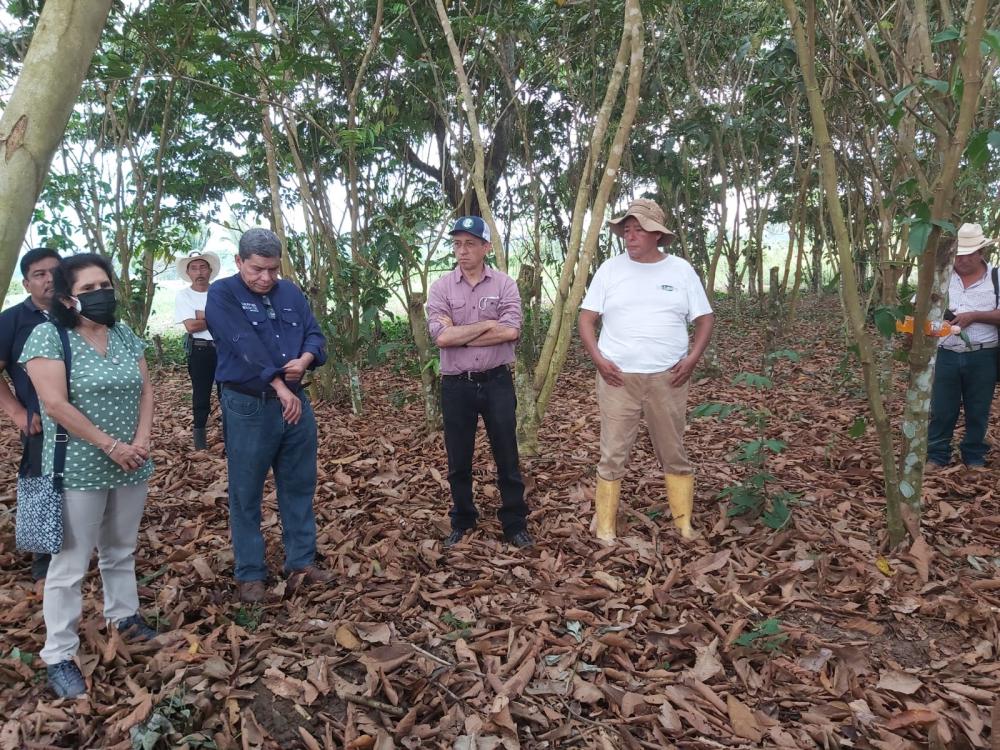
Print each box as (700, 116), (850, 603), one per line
(448, 216), (491, 243)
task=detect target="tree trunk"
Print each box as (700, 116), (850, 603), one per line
(406, 292), (442, 432)
(0, 0), (114, 304)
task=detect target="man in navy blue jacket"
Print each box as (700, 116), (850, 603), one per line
(0, 247), (61, 581)
(206, 228), (330, 602)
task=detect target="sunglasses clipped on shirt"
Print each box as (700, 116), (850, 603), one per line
(262, 295), (277, 320)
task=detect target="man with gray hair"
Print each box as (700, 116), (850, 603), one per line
(206, 228), (330, 602)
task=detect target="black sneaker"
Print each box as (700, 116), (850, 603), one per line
(47, 660), (86, 698)
(506, 530), (534, 549)
(443, 528), (470, 548)
(116, 614), (159, 642)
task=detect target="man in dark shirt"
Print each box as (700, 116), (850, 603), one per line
(0, 247), (61, 581)
(205, 228), (330, 603)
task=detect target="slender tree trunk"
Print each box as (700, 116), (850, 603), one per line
(0, 0), (114, 304)
(433, 0), (506, 271)
(531, 0), (644, 438)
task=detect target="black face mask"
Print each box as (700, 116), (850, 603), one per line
(75, 288), (117, 326)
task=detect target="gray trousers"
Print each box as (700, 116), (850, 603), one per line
(41, 482), (147, 665)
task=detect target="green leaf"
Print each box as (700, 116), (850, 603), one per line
(873, 306), (901, 338)
(988, 130), (1000, 150)
(766, 349), (801, 363)
(908, 220), (933, 257)
(982, 29), (1000, 57)
(764, 438), (787, 454)
(930, 219), (957, 234)
(966, 130), (991, 169)
(931, 28), (960, 44)
(892, 84), (916, 106)
(732, 372), (773, 389)
(847, 416), (867, 438)
(921, 77), (949, 94)
(762, 495), (792, 530)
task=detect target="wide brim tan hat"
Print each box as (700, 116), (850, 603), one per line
(607, 199), (676, 246)
(956, 223), (995, 256)
(177, 251), (221, 282)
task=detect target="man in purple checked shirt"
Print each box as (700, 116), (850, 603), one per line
(426, 216), (534, 549)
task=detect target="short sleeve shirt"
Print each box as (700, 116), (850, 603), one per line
(19, 323), (153, 490)
(174, 287), (213, 341)
(0, 298), (49, 414)
(581, 253), (713, 373)
(939, 264), (998, 351)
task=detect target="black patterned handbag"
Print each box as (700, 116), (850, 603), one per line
(15, 327), (72, 555)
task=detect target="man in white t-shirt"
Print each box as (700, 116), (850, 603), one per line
(174, 251), (221, 449)
(579, 199), (715, 542)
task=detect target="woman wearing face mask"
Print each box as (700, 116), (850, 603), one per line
(20, 253), (157, 699)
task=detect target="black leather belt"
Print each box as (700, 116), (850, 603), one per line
(223, 382), (280, 400)
(442, 364), (510, 382)
(191, 339), (215, 348)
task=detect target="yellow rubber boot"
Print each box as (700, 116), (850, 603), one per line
(595, 477), (621, 542)
(665, 473), (694, 539)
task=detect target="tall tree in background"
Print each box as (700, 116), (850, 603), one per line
(0, 0), (113, 305)
(782, 0), (997, 545)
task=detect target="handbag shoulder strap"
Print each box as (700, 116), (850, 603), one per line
(52, 326), (72, 491)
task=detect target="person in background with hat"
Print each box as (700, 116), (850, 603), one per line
(926, 222), (1000, 470)
(205, 228), (331, 603)
(426, 216), (534, 549)
(174, 251), (221, 450)
(579, 199), (714, 542)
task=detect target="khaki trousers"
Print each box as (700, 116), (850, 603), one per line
(596, 371), (691, 480)
(41, 482), (147, 665)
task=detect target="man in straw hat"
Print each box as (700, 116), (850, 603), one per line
(175, 250), (221, 450)
(579, 199), (715, 541)
(926, 223), (1000, 471)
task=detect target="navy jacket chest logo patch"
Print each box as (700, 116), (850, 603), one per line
(241, 302), (260, 313)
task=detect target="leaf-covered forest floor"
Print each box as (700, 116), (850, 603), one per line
(1, 295), (998, 749)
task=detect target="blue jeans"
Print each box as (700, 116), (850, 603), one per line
(221, 389), (318, 581)
(927, 347), (997, 466)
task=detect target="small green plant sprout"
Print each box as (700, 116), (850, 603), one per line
(732, 371), (773, 389)
(734, 618), (789, 653)
(691, 401), (744, 420)
(8, 647), (35, 666)
(233, 604), (263, 632)
(441, 611), (473, 630)
(440, 611), (474, 641)
(735, 438), (786, 465)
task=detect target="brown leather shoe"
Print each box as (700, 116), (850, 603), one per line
(238, 580), (268, 603)
(287, 565), (333, 588)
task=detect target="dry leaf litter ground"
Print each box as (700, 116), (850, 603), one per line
(0, 295), (998, 750)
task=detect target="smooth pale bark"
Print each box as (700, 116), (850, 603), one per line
(533, 0), (644, 424)
(0, 0), (114, 306)
(513, 0), (644, 454)
(433, 0), (506, 271)
(407, 292), (441, 431)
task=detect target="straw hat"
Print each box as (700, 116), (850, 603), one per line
(607, 199), (676, 246)
(177, 251), (221, 282)
(955, 223), (995, 256)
